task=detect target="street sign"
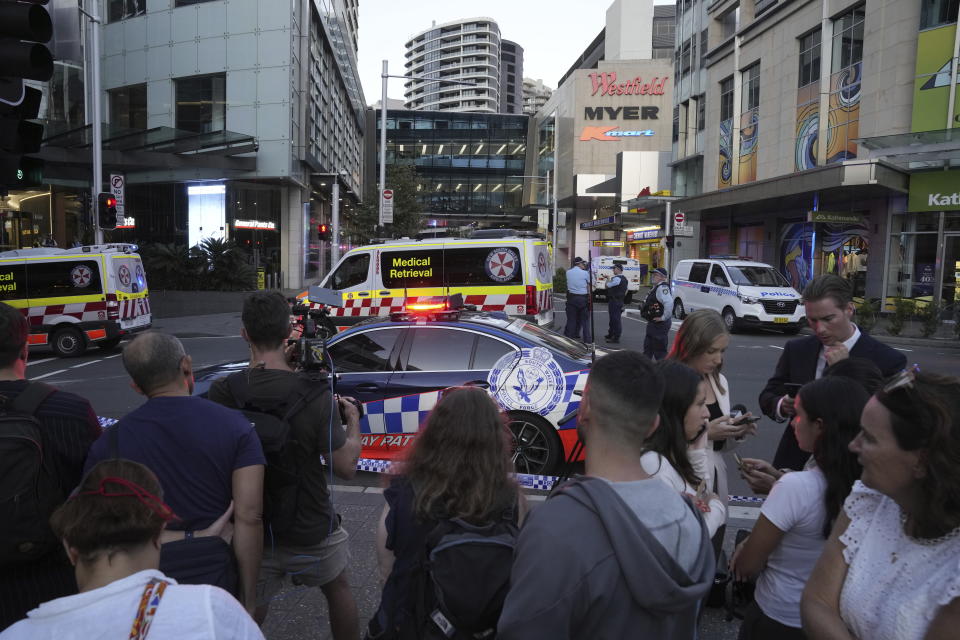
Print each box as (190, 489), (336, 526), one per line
(674, 211), (685, 225)
(110, 174), (125, 225)
(381, 188), (394, 224)
(537, 208), (549, 229)
(673, 222), (694, 237)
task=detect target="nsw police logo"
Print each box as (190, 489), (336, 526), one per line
(484, 247), (519, 283)
(487, 347), (565, 416)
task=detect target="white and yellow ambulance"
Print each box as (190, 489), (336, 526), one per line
(300, 235), (554, 327)
(0, 244), (152, 357)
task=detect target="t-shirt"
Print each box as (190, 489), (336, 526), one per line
(84, 396), (265, 531)
(755, 467), (828, 628)
(208, 368), (345, 546)
(604, 477), (705, 574)
(0, 569), (264, 640)
(565, 267), (591, 294)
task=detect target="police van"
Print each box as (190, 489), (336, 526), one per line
(0, 244), (152, 356)
(672, 257), (804, 333)
(590, 256), (642, 303)
(302, 235), (554, 327)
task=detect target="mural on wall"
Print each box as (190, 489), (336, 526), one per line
(780, 222), (814, 291)
(825, 61), (861, 163)
(911, 23), (960, 132)
(795, 83), (819, 171)
(718, 118), (733, 188)
(738, 107), (759, 183)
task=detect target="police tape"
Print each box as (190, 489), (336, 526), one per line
(98, 417), (763, 503)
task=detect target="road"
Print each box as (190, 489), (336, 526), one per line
(24, 306), (960, 639)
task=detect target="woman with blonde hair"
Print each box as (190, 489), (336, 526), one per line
(668, 309), (756, 544)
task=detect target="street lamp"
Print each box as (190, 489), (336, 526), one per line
(379, 60), (480, 228)
(511, 173), (560, 263)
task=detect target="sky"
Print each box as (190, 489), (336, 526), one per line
(356, 0), (673, 105)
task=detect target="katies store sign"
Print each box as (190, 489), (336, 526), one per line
(908, 170), (960, 212)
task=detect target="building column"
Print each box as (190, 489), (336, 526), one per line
(281, 183), (308, 290)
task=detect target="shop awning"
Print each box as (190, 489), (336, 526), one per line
(856, 128), (960, 171)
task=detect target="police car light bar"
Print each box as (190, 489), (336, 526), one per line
(406, 301), (447, 311)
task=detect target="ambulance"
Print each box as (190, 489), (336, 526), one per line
(0, 244), (152, 357)
(591, 256), (642, 303)
(301, 235), (554, 327)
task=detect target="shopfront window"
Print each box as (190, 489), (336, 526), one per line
(888, 212), (960, 316)
(736, 224), (763, 261)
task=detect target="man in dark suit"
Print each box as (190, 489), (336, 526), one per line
(759, 274), (906, 470)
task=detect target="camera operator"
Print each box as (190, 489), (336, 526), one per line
(208, 292), (360, 639)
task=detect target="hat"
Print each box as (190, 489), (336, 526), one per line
(613, 264), (623, 271)
(652, 267), (668, 278)
(573, 257), (585, 265)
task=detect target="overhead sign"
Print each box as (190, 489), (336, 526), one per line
(110, 174), (125, 226)
(235, 219), (277, 230)
(592, 240), (625, 247)
(908, 170), (960, 212)
(807, 211), (865, 224)
(580, 215), (617, 230)
(589, 72), (668, 97)
(381, 188), (394, 224)
(674, 211), (685, 224)
(580, 126), (655, 141)
(584, 106), (659, 120)
(628, 229), (662, 241)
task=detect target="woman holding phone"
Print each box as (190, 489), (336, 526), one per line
(730, 376), (868, 639)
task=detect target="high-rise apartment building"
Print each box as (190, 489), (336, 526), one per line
(500, 40), (524, 114)
(403, 18), (526, 114)
(522, 78), (553, 115)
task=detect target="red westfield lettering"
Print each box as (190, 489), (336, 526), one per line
(589, 72), (668, 97)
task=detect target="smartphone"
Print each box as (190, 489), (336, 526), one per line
(733, 453), (744, 469)
(784, 382), (803, 397)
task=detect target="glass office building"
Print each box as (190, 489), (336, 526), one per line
(372, 110), (529, 220)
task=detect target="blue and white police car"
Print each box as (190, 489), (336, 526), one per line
(195, 302), (601, 475)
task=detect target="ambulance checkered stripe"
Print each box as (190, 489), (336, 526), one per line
(24, 301), (108, 325)
(119, 297), (151, 319)
(312, 294), (529, 317)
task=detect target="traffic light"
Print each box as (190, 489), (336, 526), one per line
(0, 0), (54, 189)
(318, 223), (331, 241)
(665, 235), (675, 249)
(98, 193), (117, 230)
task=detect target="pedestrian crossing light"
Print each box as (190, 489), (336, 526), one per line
(98, 193), (117, 230)
(318, 223), (331, 241)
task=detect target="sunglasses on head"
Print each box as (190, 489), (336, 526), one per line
(882, 363), (921, 395)
(76, 476), (180, 523)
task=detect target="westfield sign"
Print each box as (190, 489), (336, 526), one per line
(589, 72), (668, 97)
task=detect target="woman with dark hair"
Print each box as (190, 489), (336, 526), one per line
(1, 459), (263, 639)
(367, 387), (525, 639)
(802, 369), (960, 640)
(641, 360), (725, 536)
(731, 376), (868, 639)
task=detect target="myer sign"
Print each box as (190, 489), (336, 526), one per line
(909, 170), (960, 212)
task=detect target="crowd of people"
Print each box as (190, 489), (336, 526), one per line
(1, 274), (959, 640)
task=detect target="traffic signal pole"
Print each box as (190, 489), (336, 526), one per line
(79, 1), (104, 244)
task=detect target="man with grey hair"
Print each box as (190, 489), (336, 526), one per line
(84, 331), (266, 614)
(499, 350), (714, 640)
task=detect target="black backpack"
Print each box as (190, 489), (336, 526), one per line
(0, 382), (61, 567)
(409, 507), (519, 640)
(640, 282), (667, 321)
(224, 372), (324, 534)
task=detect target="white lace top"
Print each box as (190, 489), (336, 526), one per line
(838, 481), (960, 640)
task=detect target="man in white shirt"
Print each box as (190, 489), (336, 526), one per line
(564, 258), (592, 343)
(758, 274), (905, 470)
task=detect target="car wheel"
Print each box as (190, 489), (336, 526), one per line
(51, 326), (86, 357)
(506, 412), (561, 476)
(673, 298), (685, 320)
(721, 307), (739, 333)
(97, 337), (122, 350)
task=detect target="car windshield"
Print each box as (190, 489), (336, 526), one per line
(726, 266), (791, 288)
(505, 320), (591, 361)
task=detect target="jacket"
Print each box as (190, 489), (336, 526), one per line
(497, 476), (714, 640)
(705, 372), (740, 504)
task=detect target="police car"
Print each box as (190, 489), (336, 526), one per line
(195, 302), (599, 475)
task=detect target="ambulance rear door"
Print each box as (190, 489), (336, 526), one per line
(110, 253), (151, 331)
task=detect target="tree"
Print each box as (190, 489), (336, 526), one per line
(350, 164), (424, 243)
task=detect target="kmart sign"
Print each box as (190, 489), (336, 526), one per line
(909, 170), (960, 211)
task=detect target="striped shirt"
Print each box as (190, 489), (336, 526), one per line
(0, 380), (101, 631)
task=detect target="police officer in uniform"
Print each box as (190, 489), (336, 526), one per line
(604, 264), (628, 344)
(642, 267), (674, 360)
(564, 257), (592, 343)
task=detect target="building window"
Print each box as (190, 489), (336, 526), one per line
(681, 39), (691, 74)
(739, 63), (760, 183)
(697, 94), (706, 131)
(108, 0), (145, 22)
(673, 106), (680, 142)
(719, 76), (734, 122)
(798, 29), (821, 88)
(921, 0), (960, 30)
(175, 0), (219, 5)
(110, 84), (147, 130)
(742, 63), (760, 110)
(175, 74), (226, 134)
(700, 29), (709, 62)
(720, 7), (739, 40)
(827, 6), (864, 163)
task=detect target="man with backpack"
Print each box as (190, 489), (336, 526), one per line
(83, 331), (266, 614)
(0, 302), (101, 630)
(208, 291), (361, 638)
(498, 351), (714, 640)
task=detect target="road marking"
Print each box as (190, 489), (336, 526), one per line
(104, 353), (122, 359)
(32, 369), (67, 380)
(893, 347), (913, 352)
(769, 345), (784, 350)
(70, 360), (101, 369)
(27, 357), (56, 367)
